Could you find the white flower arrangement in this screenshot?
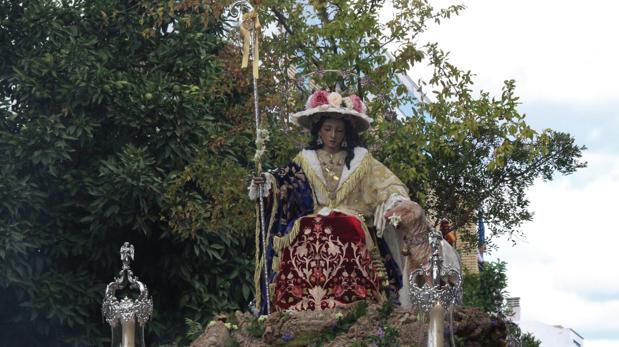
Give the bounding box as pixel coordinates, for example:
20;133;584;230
328;92;343;108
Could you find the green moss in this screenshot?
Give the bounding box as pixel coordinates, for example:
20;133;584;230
224;336;240;347
309;301;369;345
245;317;265;338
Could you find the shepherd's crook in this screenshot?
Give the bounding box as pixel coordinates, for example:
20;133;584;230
226;1;269;314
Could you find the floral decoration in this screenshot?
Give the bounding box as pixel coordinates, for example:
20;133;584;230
328;92;343;107
347;95;365;113
307;90;330;108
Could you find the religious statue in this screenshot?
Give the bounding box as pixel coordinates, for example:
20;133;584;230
249;90;441;314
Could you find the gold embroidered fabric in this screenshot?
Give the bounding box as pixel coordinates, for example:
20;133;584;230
316;149;346;197
255;148;416;311
294;149;409;226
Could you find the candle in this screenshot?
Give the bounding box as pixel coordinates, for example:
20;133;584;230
427;302;444;347
121;319;135;347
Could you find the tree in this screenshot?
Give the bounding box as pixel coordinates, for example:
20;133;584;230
462;261;508;314
0;0;256;345
256;0;585;245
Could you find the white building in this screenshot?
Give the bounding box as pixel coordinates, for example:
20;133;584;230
507;297;584;347
518;321;584;347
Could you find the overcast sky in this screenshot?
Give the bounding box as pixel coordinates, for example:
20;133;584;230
383;0;619;346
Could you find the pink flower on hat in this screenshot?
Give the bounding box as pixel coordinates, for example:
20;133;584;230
347;95;364;113
307;90;330;108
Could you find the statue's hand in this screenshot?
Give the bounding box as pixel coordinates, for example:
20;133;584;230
386;201;432;269
252;174;266;186
248;173;271;200
384;200;425;230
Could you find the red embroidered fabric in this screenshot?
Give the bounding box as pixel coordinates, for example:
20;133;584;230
272;212;382;311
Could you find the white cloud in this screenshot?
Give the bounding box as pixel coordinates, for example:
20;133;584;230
587;341;619;347
487;151;619;340
420;0;619;103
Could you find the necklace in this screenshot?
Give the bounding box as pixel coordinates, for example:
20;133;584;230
317;150;345;193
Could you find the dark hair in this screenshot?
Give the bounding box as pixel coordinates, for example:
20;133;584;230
306;114;365;169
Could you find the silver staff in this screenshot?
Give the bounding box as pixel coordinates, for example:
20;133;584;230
225;1;269;314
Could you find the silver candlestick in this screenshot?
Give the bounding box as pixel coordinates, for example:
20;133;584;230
409;229;462;347
102;242;153;347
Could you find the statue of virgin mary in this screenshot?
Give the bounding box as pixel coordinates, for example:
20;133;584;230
250;90;433;314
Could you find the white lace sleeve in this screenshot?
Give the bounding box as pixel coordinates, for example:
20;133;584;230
373;193;409;238
247;173;274;200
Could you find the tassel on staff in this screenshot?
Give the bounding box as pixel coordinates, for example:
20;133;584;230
240;10;260;80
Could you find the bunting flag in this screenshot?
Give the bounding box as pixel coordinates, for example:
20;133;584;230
477;212;486;246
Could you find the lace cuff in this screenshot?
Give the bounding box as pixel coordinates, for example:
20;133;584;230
248;173;274;200
373;193;409;238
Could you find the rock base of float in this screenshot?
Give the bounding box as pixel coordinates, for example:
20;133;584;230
190;304;507;347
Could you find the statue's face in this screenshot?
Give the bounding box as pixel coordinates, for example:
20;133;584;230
319;117;346;153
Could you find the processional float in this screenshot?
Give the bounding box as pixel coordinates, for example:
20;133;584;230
99;2;463;345
223;2;464;345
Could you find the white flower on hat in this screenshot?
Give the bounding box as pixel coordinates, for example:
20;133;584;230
328;92;342;108
342;96;353;110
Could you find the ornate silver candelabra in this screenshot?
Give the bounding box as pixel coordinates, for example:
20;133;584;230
409;229;462;347
102;242;153;347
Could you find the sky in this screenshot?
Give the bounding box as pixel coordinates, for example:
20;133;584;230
407;1;619;346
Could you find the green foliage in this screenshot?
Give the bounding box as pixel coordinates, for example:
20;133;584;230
461;261;543;346
365;325;399;347
506;322;542;347
184;317;204;342
522;332;542;347
462;261;508;314
246;316;266;338
366;301;400;347
371;64;586;245
257;0;586;245
378;300;394;321
0;0;255;345
310;301;368;345
259;0;464;116
303;301;401;346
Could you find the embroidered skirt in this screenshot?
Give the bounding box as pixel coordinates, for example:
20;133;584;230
272;212;382;311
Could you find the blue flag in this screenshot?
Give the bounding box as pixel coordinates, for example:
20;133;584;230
477;214;486;246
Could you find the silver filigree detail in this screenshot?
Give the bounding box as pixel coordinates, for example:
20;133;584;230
224;1;255;28
102;242;153;327
408;230;462;313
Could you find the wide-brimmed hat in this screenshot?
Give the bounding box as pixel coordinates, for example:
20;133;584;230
290;90;373;132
